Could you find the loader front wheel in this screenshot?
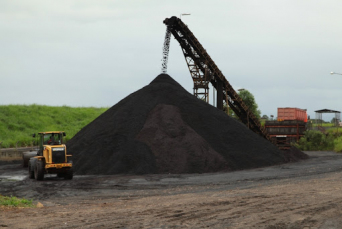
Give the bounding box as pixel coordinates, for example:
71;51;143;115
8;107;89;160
34;160;44;181
64;168;73;180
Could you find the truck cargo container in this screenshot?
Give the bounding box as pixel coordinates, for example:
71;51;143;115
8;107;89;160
277;108;307;122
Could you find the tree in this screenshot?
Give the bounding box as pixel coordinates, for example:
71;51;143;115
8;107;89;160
238;89;261;119
261;115;269;120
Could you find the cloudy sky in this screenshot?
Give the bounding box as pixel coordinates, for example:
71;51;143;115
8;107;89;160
1;0;342;120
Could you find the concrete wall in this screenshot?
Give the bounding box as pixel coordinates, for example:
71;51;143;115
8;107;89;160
0;147;34;161
0;152;23;161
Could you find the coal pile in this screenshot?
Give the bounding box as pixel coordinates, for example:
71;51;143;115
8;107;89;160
67;74;290;175
283;146;308;162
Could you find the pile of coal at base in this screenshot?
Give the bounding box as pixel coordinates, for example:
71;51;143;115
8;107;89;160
282;146;308;162
67;74;305;175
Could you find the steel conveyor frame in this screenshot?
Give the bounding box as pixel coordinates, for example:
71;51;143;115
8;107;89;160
163;16;272;141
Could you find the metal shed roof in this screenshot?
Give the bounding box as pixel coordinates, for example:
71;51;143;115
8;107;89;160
314;109;341;113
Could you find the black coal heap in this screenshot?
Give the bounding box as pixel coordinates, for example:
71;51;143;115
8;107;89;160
67;74;289;175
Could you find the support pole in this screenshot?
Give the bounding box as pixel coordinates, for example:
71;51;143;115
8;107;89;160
216;79;223;110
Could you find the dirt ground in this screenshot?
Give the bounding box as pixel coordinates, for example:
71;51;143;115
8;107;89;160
1;151;342;229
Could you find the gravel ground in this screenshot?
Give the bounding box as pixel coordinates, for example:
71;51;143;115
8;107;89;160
1;151;342;228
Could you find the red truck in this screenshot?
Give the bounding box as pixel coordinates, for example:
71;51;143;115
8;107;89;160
265;108;307;149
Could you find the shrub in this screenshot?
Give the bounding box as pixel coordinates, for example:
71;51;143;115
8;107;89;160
295;130;334;151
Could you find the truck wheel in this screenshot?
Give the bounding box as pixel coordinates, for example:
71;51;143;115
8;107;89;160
64;168;73;180
34;160;44;181
28;161;34;179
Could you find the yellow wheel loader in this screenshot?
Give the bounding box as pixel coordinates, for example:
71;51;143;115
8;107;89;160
28;131;73;180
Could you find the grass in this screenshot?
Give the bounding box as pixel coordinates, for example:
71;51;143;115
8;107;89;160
311;123;339;127
326;128;342;152
333;136;342;152
0;104;108;148
0;195;33;208
326;127;342;133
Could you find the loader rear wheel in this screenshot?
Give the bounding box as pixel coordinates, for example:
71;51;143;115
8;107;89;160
34;160;44;181
28;161;34;179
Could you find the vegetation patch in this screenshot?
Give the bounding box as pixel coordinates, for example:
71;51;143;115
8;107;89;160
295;129;342;152
0;195;33;208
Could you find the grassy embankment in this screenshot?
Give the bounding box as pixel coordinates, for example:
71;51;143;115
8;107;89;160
0;104;107;148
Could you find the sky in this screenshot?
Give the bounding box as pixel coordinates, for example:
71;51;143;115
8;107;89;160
1;0;342;121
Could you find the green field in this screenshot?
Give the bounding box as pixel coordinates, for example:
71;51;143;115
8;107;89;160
312;123;336;127
0;104;108;148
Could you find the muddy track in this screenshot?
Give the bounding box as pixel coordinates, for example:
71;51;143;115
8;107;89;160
1;151;342;228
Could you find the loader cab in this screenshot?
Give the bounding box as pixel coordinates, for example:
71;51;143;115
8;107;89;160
34;131;66;155
43;133;63;145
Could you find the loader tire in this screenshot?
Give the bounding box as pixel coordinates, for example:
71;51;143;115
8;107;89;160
64;168;73;180
34;160;44;181
28;161;34;179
